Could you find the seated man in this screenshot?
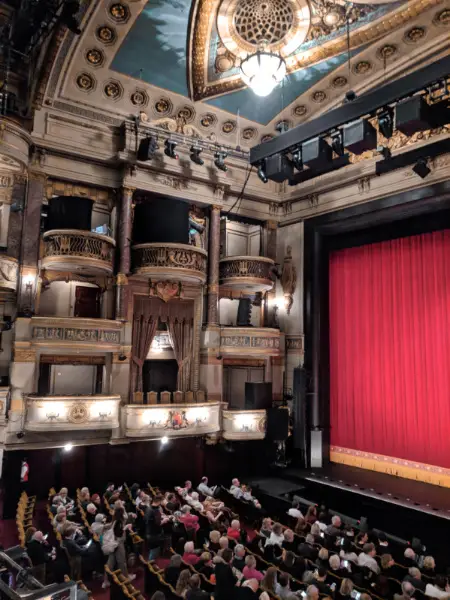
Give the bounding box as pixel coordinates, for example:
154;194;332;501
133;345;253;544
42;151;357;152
325;515;342;538
232;544;246;572
197;476;217;497
287;501;303;520
311;566;335;597
403;567;427;593
176;480;193;498
358;542;380;574
230;478;243;499
187;492;204;512
62;527;97;575
241;485;261;509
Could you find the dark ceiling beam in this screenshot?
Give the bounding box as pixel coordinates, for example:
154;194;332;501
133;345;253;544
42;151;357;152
250;54;450;165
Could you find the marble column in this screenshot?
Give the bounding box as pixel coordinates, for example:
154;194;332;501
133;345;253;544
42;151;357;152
17;171;46;314
116;186;134;321
207;205;221;326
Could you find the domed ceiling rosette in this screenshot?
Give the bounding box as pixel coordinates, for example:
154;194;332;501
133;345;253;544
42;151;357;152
187;0;411;101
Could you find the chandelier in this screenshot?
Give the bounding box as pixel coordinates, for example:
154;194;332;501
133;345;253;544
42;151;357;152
240;47;287;97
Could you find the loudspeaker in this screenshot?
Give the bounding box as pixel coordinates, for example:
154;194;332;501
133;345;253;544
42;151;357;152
236;298;252;326
310;429;323;468
47;196;94;231
137;136;158;161
133;198;189;244
293;367;307;452
343;119;377;155
245;382;272;410
266;407;289;441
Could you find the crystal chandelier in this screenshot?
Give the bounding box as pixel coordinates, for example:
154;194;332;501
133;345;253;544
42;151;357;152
240;47;287;97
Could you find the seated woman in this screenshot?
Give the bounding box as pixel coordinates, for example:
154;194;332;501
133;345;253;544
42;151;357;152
208;530;221;553
164;553;183;587
196;552;214;579
242;554;264;582
180;505;200;533
227;519;241;541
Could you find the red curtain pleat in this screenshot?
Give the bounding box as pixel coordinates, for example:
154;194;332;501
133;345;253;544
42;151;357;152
329;229;450;468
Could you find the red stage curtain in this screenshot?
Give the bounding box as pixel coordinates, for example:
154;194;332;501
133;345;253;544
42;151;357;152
329;229;450;469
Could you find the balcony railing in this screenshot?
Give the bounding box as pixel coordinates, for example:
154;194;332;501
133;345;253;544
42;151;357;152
222;409;266;440
125;401;221;438
25;394;121;432
42;229;115;275
0;255;18;299
220;327;283;356
30;317;122;350
132;243;207;284
219;256;274;292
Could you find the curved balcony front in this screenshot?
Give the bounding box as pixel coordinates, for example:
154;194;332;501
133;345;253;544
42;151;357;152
219;256;274;292
222;409;267;440
25;394;121;432
41;230;115;275
0;255;18;299
132;243;207;285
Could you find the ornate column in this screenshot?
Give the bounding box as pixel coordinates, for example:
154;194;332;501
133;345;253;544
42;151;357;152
116;186;135;321
207;205;221;326
17;171;46;314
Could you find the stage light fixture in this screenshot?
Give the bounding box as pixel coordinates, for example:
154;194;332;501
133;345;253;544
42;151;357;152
257;161;268;183
161;436;169;445
378;108;394;139
189;145;204;166
343;119;377;155
302;137;332;169
164;139;178;159
291;149;302;171
412;158;431;179
137;136;159;161
331;131;344;156
64;443;73;452
214;150;228;172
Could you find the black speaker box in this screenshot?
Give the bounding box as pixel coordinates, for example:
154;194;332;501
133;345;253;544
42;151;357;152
266;407;289;441
343;119;377;155
133;198;189;244
46;196;94;231
236;298;252;326
245;382;272;410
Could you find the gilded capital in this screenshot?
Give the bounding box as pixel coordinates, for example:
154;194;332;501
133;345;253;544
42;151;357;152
265;220;278;230
116;273;128;286
28;171;47;184
122;186;136;198
211;205;222;213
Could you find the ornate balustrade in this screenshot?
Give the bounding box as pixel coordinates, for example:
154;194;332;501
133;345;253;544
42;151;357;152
125;401;221;439
132;243;207;284
220;327;283;356
222;409;266;440
219;256;274;292
30;317;122;350
25;394;121;431
42;229;115;275
0;255;18;299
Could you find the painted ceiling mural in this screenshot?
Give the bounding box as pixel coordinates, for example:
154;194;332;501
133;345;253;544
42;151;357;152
110;0;406;125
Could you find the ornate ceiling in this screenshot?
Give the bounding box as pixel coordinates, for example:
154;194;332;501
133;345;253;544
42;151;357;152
41;0;450;145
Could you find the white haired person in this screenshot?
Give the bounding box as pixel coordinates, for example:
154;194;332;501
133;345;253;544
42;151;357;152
227;519;241;541
182;541;200;566
230;478;243;499
187;491;204;512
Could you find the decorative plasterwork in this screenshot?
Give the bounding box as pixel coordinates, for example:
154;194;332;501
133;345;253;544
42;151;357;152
222;409;266;440
30;316;122;350
280;245;297;315
220;326;284;355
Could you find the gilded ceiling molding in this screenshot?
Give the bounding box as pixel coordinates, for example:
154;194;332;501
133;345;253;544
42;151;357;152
188;0;443;102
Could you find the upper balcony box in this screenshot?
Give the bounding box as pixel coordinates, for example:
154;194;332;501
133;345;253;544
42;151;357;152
219;256;275;293
132;243;207;285
41;196;115;276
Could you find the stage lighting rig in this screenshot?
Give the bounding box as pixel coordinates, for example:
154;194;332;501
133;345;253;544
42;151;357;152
214;150;228;172
257;161;268;183
412;158;431;179
302;137;332;169
343;119;377;155
190;145;204;166
377;145;392;161
291;149;303;171
378;108;394;139
331;131;344;156
164;139;178;159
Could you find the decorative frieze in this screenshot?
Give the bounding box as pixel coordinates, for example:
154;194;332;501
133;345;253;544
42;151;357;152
132;243;207;285
220;327;283;356
222;409;266;440
30;317;122;349
286;334;304;353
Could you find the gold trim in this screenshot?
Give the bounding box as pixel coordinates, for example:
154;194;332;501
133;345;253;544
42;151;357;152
30;316;122;329
330;446;450;489
41;255;114;273
26;393;121;403
14;349;36;362
126;401;222;410
43;229;116;246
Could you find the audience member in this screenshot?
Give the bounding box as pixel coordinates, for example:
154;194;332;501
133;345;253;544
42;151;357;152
298;534;319;560
281;550;306;580
404;548;419;569
233;544;246;571
305;505;318;524
198;476;217;497
26;531;54;570
85;503;97;524
311;566;334;596
180;505;200;533
425;575;450;599
243;555;264;582
283;529;296;552
209;530;221;552
218;536;229;557
230;478;242;498
164;554;182;587
260;518;273;538
330;554;350;578
376;532;391;556
325;515;342;537
266;522;284;547
403;567;427;592
306;584;320;600
316;547;329;569
183;541;200;566
102;508;135;588
358;542;380;574
262;566;278;595
340;537;359;564
355;532;369;548
336;578;354;600
228;519;241;541
164;493;180;513
316;512;328;532
394;580;416;600
175;569;192;598
215;548;238;600
288;501;303;519
423;556;436;576
186;574;209;600
276;572;292;599
146;494;169;560
196;552;214;579
295;517;308;536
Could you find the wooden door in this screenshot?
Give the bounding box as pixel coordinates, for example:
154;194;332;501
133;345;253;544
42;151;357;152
74;286;100;318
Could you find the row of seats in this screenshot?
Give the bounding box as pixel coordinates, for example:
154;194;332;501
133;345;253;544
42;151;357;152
17;491;36;548
132;390;207;405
